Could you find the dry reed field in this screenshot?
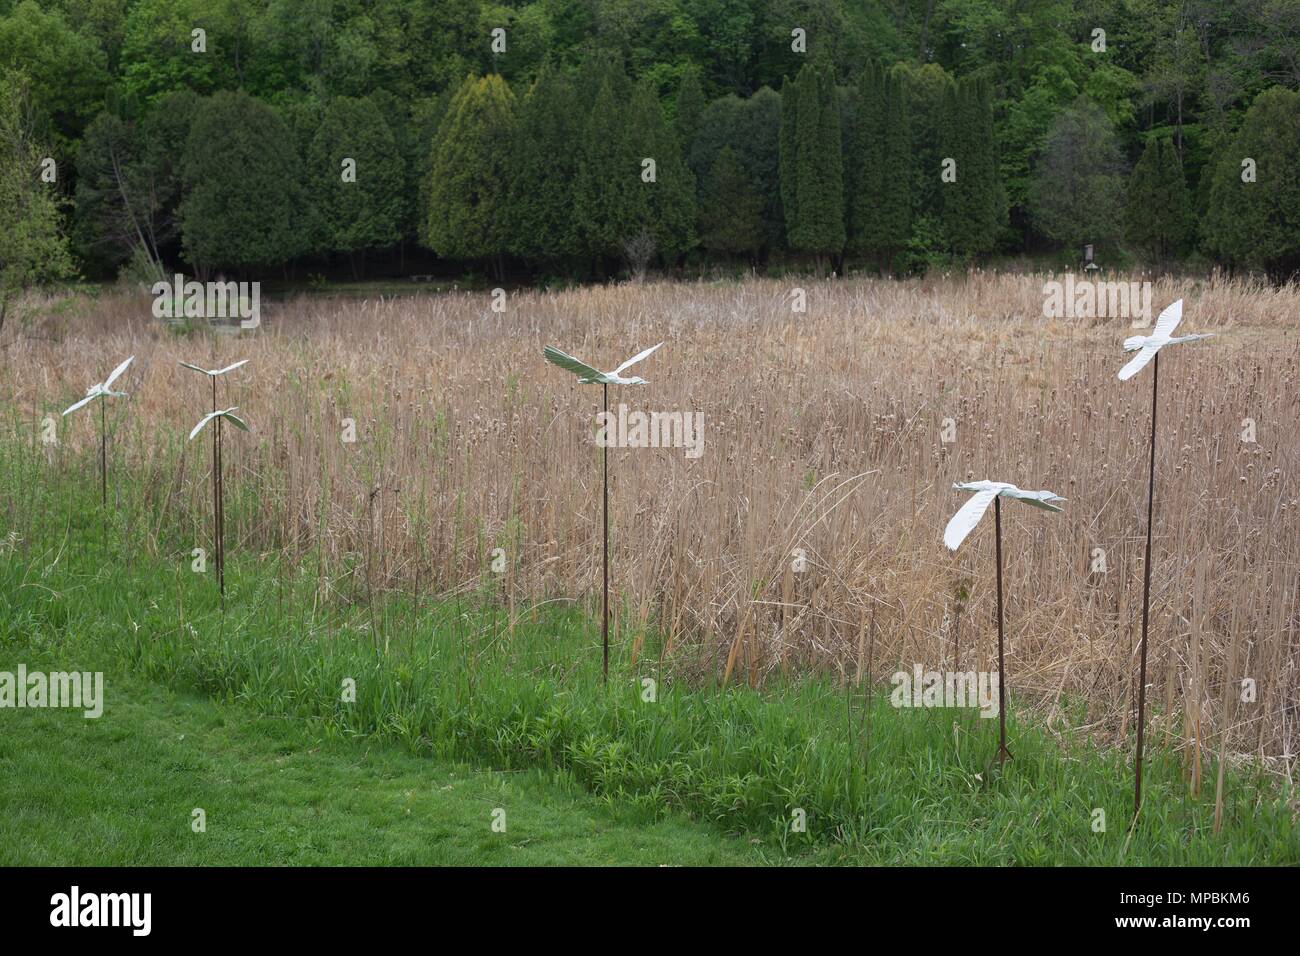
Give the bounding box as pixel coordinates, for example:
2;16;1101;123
6;271;1298;771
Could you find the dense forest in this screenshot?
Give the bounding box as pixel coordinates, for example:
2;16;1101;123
3;0;1300;292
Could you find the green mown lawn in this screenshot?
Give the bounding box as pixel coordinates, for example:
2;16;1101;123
0;653;795;866
1;447;1295;866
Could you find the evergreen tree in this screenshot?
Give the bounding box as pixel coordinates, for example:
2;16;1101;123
74;90;199;278
897;62;954;257
408;90;452;248
1126;137;1192;263
626;77;696;265
180;90;305;274
573;69;639;270
842;68;915;273
842;59;894;269
876;68;912;271
943;74;1003;257
744;87;785;255
364;89;415;249
692;88;783;256
782;63;844;272
139;90;201;239
848;61;886;259
848;61;915;271
700;146;763;257
837;82;857;212
307;96;405;276
778;73;797;250
1203;86;1300;282
507;68;580;264
674;69;705;153
422;74;517;279
74;112;145;274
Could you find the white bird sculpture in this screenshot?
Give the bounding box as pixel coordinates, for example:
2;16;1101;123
179;359;249;378
62;355;134;508
944;479;1065;765
1119;298;1211;819
188;407;249;441
542;343;662;385
62;356;134;417
542;341;664;682
1117;299;1212;381
180;357;250;609
943;481;1066;551
187;405;249;611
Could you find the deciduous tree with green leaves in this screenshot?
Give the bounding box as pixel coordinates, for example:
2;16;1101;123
0;72;74;335
0;0;108;153
1027;98;1126;254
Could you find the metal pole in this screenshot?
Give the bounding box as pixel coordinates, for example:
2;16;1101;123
994;495;1009;765
100;400;107;507
1134;351;1159;816
602;381;609;684
212;378;222;608
216;415;224;610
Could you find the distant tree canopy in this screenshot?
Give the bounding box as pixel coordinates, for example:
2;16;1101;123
1028;99;1127;253
180;90;305;273
780;62;844;271
307;96;406;275
3;0;1300;283
422;74;516;275
0;71;73;328
1126;136;1193;263
1202;87;1300;283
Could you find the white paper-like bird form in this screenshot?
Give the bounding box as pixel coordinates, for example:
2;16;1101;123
943;480;1066;551
943;478;1065;766
62;356;134;416
188;407;249;441
181;359;250;610
1118;299;1212;381
180;359;249;377
1119;298;1212;817
187;404;250;611
542;340;665;683
542;343;663;385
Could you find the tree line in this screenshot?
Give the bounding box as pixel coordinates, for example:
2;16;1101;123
3;0;1300;291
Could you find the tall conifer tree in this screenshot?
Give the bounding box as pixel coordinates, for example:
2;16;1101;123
573;68;639;271
943;75;1003;257
783;63;844;273
848;63;910;271
1127;137;1192;262
508;68;580;263
626;78;697;264
422;74;517;278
